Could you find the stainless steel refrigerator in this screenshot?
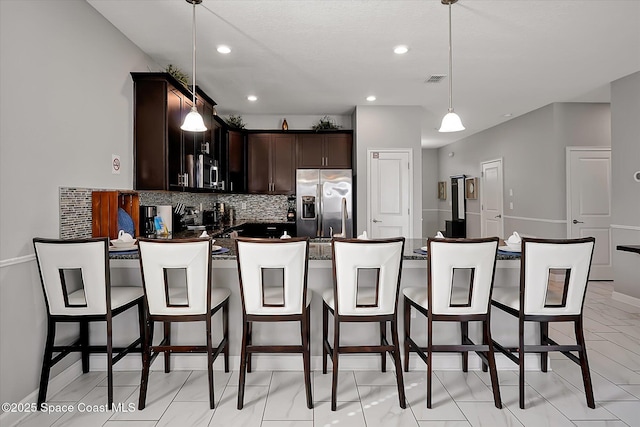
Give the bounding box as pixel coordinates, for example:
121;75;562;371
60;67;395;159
296;169;353;238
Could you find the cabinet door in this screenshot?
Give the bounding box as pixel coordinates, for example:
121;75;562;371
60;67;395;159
228;130;245;193
167;88;184;189
325;133;352;168
248;134;271;193
297;134;324;168
272;134;296;194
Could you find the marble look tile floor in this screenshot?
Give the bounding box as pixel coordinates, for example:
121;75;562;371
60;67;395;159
13;282;640;427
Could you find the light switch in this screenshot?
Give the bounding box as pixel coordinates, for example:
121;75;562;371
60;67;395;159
509;188;513;197
509;202;514;210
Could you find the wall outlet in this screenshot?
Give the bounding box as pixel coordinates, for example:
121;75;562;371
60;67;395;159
241;202;247;210
509;188;513;196
510;202;514;210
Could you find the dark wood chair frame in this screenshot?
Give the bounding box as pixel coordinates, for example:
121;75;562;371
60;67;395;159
323;237;407;411
403;237;502;409
491;236;596;409
33;237;144;411
235;237;313;410
137;238;229;410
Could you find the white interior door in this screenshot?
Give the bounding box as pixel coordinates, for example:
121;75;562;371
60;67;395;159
481;159;504;238
368;150;412;238
567;148;612;280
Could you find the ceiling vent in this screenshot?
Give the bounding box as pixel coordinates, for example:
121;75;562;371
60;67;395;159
425;74;447;83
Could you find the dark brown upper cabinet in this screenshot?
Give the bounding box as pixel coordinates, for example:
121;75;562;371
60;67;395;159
297;132;352;169
131;72;217;192
247;133;296;194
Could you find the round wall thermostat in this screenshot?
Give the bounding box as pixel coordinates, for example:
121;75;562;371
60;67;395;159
634;171;640;182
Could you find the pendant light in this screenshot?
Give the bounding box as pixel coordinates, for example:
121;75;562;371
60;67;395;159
181;0;207;132
439;0;465;133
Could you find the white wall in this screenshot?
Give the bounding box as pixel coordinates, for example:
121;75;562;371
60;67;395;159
610;72;640;301
354;106;423;238
431;102;611;239
0;0;154;406
421;149;439;237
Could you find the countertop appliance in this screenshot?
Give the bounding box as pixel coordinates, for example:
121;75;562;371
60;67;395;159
140;205;157;237
296;169;353;238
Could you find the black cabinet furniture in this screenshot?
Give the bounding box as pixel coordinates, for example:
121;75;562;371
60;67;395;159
445;175;466;238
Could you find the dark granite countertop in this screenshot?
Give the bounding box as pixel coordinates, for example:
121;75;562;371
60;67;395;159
110;237;520;262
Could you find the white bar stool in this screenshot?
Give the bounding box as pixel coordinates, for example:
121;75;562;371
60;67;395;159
137;237;230;410
235;237;313;410
403;237;502;409
323;237;406;411
33;237;144;410
491;237;596;409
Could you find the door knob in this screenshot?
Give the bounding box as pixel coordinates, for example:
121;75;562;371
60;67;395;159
372;219;382;223
494;214;502;219
572;219;584;224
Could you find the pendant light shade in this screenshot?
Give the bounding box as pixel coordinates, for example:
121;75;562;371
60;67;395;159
181;0;207;132
439;0;465;133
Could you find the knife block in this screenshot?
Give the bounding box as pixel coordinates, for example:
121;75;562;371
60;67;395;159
92;191;140;239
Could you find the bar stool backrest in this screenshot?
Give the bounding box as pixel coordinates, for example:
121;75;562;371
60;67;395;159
236;238;309;315
521;237;595;316
34;238;110;316
138;238;212;316
332;237;405;316
428;237;499;315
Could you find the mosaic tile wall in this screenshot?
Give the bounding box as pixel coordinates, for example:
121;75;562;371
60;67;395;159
59;187;289;238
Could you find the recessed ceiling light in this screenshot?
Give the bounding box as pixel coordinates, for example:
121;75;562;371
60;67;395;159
217;45;231;54
502;113;513;117
366;95;376;102
394;45;409;54
247;95;258;102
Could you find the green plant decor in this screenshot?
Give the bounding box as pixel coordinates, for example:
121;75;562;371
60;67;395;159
226;114;246;129
165;64;189;89
311;115;341;131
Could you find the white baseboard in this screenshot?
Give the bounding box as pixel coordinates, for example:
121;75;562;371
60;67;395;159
0;361;83;427
612;291;640;307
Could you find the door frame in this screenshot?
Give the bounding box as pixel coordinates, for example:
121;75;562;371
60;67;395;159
366;148;414;238
565;146;612;238
480;158;504;238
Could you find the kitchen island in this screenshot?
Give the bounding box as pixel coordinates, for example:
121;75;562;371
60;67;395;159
108;238;530;372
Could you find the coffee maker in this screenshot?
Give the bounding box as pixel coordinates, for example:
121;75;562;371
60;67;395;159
140;205;157;237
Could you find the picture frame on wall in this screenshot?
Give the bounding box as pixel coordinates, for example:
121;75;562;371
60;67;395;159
438;181;447;200
465;177;478;199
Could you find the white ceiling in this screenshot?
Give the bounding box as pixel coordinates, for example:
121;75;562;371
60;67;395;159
87;0;640;148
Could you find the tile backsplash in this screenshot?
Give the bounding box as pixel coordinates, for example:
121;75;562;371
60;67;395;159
59;187;289;239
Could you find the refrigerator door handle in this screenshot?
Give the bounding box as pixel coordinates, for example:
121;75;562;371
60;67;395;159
317;183;322;237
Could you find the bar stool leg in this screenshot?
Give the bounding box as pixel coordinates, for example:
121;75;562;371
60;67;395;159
302;309;313;409
223;301;230;373
138;317;153;410
380;321;387;372
427;320;433;408
163;322;171;373
37;319;56;409
137;300;145;367
390;319;406;409
237;319;249;410
322;302;329;375
331;321;340;411
206;318;215;410
519;319;526;409
575;318;595;408
461;321;469;372
540;321;549;372
484;320;502;409
247;322;253;373
403;298;411;372
80;320;89;373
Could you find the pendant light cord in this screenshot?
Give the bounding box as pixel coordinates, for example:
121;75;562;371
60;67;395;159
448;2;453;112
191;1;197;106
